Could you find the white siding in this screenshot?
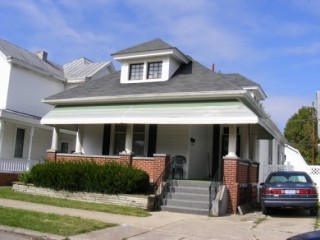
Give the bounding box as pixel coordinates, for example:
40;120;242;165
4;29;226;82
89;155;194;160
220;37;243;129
0;57;11;109
168;57;180;79
189;125;210;179
6;66;64;117
31;128;52;160
60;132;76;154
1;122;15;160
156;125;189;177
82;125;104;155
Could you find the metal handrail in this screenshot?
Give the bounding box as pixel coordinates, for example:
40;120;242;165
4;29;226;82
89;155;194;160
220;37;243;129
154;157;172;193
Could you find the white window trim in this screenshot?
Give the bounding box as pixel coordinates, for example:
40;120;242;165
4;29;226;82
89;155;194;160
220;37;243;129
121;57;168;84
13;126;27;159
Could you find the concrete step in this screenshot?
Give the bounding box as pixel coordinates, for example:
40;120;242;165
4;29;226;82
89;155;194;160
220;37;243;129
162;180;212;215
164;198;210;209
171;180;211;188
169;186;209;195
161;205;209;215
166;192;209;202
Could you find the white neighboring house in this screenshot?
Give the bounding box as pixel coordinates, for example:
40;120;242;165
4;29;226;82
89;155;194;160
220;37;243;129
0;39;114;175
317;91;320;150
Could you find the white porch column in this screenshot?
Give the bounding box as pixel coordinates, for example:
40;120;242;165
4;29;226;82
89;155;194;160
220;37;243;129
51;126;60;151
125;124;133;153
75;125;83;154
226;125;238;158
0;120;3;159
241;125;250;160
27;126;34;170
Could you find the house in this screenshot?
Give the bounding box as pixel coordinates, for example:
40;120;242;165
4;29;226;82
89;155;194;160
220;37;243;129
317;91;320;146
0;39;114;185
41;39;286;214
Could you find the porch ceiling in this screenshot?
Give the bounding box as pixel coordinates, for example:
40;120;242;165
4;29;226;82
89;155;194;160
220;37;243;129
41;101;259;125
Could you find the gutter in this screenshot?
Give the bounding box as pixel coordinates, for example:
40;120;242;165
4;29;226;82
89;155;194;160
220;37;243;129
42;90;248;105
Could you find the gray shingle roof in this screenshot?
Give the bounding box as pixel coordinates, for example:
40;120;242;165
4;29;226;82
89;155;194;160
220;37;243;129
112;38;177;55
0;39;63;78
44;59;259;102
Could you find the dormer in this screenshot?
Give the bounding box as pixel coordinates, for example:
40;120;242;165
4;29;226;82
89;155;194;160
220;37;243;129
112;39;190;84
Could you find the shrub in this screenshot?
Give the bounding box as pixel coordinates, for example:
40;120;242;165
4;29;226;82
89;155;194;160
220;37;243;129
18;171;33;184
29;160;150;194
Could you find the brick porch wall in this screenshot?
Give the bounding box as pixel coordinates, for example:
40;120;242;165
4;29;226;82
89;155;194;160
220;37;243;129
47;151;170;183
223;157;259;214
0;173;19;186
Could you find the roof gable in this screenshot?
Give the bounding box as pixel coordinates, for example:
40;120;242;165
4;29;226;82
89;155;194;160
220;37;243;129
44;60;247;104
112;38;190;64
112;38;175;55
0;39;64;79
63;57;113;80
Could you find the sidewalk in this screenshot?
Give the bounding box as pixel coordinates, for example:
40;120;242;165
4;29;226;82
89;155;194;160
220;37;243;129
0;198;317;240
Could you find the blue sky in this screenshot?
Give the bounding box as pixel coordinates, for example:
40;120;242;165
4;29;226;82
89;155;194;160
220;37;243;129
0;0;319;132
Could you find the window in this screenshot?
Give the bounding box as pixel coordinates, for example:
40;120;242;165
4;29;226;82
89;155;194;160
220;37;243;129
112;124;147;156
61;142;69;153
14;128;25;158
147;61;162;79
113;125;126;154
133;125;145;156
129;63;144;80
127;61;163;82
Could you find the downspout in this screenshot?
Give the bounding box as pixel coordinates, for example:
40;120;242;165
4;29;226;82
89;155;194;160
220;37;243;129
0;120;3;160
27;126;34;170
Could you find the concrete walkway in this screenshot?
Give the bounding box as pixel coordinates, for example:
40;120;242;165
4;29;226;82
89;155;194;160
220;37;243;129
0;198;317;240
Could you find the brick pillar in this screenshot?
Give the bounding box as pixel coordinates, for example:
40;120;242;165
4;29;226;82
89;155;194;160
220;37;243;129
47;150;57;161
119;152;133;165
153;154;170;183
223;157;239;214
249;162;259;204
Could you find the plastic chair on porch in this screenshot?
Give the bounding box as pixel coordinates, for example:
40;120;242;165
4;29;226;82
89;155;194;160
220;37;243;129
171;155;187;179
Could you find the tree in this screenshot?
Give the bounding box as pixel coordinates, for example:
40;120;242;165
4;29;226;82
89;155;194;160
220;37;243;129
284;106;319;164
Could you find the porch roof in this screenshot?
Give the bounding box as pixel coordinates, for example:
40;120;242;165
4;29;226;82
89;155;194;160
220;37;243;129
41;100;259;126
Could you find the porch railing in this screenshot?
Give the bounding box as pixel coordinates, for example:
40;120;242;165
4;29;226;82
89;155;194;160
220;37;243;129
152;156;173;209
0;158;42;173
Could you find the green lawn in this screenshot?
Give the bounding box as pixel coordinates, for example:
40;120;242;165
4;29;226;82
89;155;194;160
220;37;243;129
0;187;150;217
0;206;115;236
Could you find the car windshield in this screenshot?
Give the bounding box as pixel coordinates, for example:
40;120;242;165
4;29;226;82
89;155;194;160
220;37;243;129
266;172;312;184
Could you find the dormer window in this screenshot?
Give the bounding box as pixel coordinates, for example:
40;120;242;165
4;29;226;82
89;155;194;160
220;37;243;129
129;63;144;80
119;56;184;84
147;61;162;79
127;61;163;82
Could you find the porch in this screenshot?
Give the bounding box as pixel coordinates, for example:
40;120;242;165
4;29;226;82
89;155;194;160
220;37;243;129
47;150;259;214
41;100;274;214
0;158;42;185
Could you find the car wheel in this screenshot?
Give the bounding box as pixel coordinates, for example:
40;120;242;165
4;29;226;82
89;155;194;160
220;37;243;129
262;204;269;215
310;208;318;216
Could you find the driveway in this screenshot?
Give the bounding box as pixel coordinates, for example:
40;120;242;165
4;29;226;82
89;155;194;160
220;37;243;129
0;199;317;240
71;209;317;240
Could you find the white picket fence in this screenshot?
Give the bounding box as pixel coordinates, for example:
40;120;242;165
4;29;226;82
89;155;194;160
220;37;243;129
264;164;320;189
0;158;42;173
